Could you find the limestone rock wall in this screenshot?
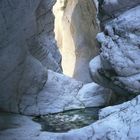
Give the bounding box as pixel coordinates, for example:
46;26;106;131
0;0;140;139
53;0;100;83
28;0;62;73
0;0;62;113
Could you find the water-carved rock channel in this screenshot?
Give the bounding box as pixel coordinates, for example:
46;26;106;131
33;107;100;132
0;0;140;139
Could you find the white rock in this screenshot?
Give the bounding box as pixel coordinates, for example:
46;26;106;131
0;0;62;114
20;70;110;115
53;0;99;83
1;95;140;140
90;6;140;95
77;82;111;107
101;0;140;22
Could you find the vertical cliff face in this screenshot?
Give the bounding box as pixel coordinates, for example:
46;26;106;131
53;0;100;83
28;0;62;73
0;0;62;113
0;0;110;115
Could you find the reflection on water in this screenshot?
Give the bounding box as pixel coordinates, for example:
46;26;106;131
33;108;100;132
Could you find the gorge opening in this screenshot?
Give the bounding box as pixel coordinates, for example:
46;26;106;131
53;0;100;83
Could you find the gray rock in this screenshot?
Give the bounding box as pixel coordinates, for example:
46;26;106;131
1;95;140;140
0;0;62;114
0;0;111;116
20;70;110;115
98;0;140;23
77;82;111;107
0;0;48;113
90;6;140;95
28;0;62;73
89;55;129;95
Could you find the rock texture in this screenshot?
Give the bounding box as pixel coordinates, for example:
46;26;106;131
1;95;140;140
53;0;99;83
0;0;62;114
19;70;110;115
0;0;47;113
0;0;110;116
90;5;140;95
98;0;140;24
1;0;140;140
28;0;62;73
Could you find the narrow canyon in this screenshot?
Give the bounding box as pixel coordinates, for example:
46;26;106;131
53;0;99;82
0;0;140;140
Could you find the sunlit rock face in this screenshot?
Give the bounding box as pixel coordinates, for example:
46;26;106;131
53;0;100;83
0;0;61;114
0;0;140;139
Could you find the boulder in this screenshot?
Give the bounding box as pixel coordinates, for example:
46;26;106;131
20;70;110;115
89;6;140;95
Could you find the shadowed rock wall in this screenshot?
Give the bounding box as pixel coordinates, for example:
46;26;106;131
0;0;62;113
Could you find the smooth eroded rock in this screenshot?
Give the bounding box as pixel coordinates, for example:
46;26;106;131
20;70;110;115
